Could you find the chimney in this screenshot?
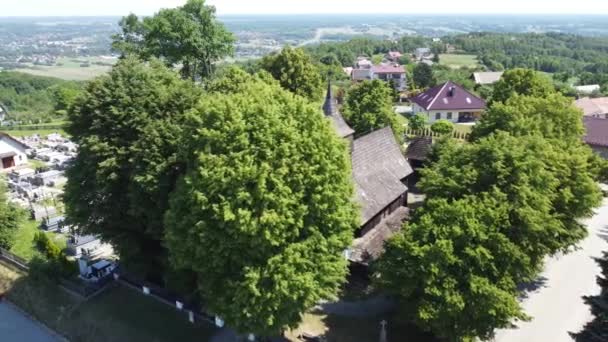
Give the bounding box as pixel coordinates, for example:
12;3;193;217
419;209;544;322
448;86;455;97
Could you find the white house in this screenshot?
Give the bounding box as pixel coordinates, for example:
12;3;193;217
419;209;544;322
0;132;29;170
410;81;487;123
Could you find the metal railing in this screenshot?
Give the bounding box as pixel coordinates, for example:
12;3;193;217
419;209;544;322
0;247;29;271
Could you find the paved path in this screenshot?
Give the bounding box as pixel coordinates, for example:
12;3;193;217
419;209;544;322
0;301;59;342
494;198;608;342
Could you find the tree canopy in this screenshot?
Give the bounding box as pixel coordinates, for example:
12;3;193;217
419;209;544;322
490;68;555;104
260;46;324;102
0;182;24;250
164;72;359;336
376;67;601;341
64;57;203;279
112;0;234;81
342;79;402;138
412;63;436;89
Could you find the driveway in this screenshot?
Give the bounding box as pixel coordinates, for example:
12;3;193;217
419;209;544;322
0;301;59;342
494;197;608;342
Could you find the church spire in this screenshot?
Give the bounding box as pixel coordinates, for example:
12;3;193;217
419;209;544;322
322;80;337;117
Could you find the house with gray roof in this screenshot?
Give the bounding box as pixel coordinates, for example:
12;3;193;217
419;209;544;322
410;81;486;123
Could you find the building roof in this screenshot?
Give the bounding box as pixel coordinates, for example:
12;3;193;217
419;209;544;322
575;97;608;117
371;64;405;74
349;206;409;264
415;47;430;55
410;81;486;111
352;127;413;224
574;84;601;94
472;72;504;85
387;51;402;58
0;132;29;150
323;82;355;139
583;117;608;147
406;136;433;162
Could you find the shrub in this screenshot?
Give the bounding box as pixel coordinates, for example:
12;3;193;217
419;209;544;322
431;119;454;135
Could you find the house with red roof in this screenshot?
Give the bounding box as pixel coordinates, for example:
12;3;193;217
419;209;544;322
583;117;608;159
385;51;402;62
410;81;486;123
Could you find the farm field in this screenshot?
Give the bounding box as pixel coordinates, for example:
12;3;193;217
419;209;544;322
13;56;115;81
439;54;479;69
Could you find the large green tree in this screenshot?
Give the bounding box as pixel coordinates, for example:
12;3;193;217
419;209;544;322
376;190;529;341
490;68;554;104
64;57;203;279
260;46;324;101
412;62;436;89
112;0;235;81
342;79;402;137
164;73;359;336
471;92;584;142
0;182;24;250
573;252;608;342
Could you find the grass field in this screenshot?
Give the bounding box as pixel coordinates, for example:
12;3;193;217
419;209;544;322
10;220;66;261
0;261;218;342
439;54;479;69
3;128;67;137
13;57;115;81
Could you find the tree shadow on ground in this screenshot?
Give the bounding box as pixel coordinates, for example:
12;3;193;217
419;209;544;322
320;310;437;342
517;276;549;300
596;225;608;242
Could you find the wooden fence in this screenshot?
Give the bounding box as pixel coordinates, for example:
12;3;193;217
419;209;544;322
404;127;470;140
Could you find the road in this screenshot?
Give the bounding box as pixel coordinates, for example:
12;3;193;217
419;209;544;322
494;197;608;342
0;301;59;342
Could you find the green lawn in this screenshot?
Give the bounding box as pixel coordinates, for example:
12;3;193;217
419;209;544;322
10;219;66;261
439;54;479;69
0;261;218;342
3;128;67;137
14;57;115;81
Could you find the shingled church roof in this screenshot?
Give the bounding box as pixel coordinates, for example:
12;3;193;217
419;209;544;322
323;81;355;139
352;127;413;224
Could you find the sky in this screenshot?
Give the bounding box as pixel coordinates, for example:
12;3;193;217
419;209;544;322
2;0;608;16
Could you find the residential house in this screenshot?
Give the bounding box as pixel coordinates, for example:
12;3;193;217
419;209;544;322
410;81;486;123
386;51;402;62
414;48;431;61
352;63;407;91
574;84;601;95
583;117;608;159
356;57;372;69
322;85;414;264
575;97;608;118
371;64;407;91
0;132;28;170
472;71;504;85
